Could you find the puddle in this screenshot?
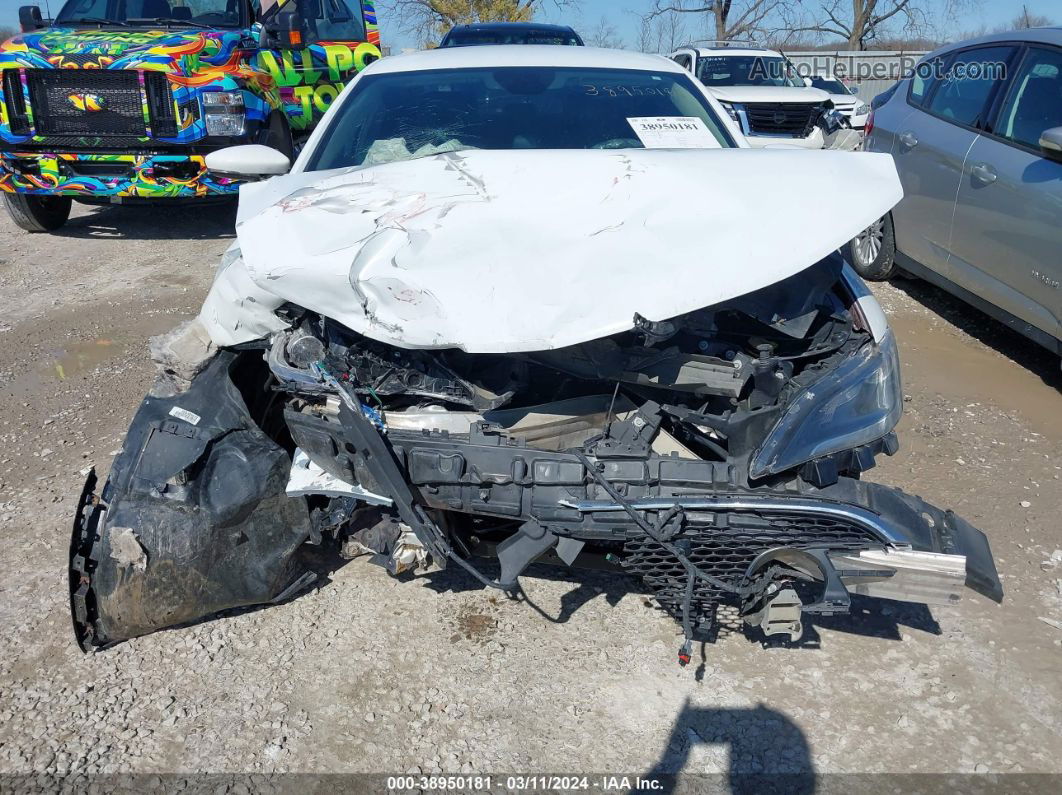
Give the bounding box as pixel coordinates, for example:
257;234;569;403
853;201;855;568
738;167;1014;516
888;310;1062;440
38;339;124;381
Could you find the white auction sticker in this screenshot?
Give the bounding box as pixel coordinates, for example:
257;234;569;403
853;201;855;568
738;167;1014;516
626;116;721;149
169;406;202;426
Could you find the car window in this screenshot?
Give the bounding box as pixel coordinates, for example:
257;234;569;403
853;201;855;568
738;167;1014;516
672;54;692;70
58;0;241;25
696;55;804;88
924;46;1014;127
307;66;734;171
810;77;849;94
254;0;366;40
995;46;1062;149
908;54;947;106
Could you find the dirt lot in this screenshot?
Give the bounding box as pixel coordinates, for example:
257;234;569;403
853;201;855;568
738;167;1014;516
1;201;1061;783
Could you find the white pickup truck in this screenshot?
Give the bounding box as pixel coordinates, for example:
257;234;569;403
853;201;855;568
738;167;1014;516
669;44;831;149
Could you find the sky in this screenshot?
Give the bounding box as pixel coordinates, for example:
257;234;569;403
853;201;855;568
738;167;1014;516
1;0;1059;48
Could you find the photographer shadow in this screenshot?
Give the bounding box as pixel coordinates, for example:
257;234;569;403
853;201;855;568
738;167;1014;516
644;699;815;794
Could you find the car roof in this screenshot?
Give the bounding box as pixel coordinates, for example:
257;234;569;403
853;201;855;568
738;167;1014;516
688;47;782;58
368;45;682;75
446;22;578;34
924;26;1062;58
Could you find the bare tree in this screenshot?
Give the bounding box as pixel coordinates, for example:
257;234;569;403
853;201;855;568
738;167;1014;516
644;0;785;44
1004;4;1054;30
378;0;577;46
583;16;624;49
792;0;932;51
631;5;689;54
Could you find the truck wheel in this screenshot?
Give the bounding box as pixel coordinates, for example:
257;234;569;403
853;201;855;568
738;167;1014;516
847;213;897;281
4;193;72;232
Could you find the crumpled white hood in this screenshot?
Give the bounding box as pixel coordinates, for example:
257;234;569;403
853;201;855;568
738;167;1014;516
199;148;902;353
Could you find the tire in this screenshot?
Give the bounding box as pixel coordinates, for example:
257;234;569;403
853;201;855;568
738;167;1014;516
4;193;72;232
260;113;294;161
847;213;897;281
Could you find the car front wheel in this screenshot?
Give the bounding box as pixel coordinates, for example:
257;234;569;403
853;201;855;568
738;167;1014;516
4;193;72;232
848;214;897;280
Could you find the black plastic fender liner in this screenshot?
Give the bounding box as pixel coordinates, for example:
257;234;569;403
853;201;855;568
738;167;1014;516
69;352;313;650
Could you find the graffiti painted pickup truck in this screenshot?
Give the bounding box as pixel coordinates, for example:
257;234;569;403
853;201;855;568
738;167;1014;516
0;0;381;231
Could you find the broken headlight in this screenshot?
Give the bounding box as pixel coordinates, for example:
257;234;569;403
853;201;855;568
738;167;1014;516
749;331;902;479
202;91;246;137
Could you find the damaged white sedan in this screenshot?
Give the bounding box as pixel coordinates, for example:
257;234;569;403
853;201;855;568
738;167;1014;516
70;47;1001;660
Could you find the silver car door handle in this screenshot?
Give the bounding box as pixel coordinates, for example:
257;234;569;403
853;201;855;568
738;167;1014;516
970;163;997;184
899;131;919;148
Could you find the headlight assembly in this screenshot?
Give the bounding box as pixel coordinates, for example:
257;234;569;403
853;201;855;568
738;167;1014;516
750;331;903;479
718;101;741;122
202;91;246;137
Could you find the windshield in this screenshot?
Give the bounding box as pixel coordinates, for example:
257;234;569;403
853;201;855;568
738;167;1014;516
697;55;805;88
307;66;734;171
810;77;853;94
442;28;582;47
56;0;244;27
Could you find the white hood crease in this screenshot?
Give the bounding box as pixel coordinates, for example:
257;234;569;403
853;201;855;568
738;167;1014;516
198;148;903;353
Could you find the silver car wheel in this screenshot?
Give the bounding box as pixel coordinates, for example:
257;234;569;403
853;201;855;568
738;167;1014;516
854;218;885;266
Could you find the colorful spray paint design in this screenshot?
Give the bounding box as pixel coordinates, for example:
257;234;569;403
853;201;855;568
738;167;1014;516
0;152;238;197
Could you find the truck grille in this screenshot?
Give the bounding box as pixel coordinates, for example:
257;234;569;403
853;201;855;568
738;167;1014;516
23;70;178;141
744;102;822;136
621;512;875;622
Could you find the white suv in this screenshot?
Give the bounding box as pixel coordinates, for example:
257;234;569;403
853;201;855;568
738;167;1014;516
670;44;830;148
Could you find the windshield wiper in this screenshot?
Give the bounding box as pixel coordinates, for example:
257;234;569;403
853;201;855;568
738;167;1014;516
60;17;130;26
127;17;222;29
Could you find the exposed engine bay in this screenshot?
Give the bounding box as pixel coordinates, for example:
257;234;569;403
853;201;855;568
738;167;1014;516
70;255;1002;659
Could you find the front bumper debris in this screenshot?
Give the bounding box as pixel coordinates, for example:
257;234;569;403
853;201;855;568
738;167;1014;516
69;353;313;650
69;350;1002;651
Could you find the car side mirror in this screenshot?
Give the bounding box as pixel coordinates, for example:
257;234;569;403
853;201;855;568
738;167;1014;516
205;145;290;179
803;77;813;88
19;5;45;32
850;85;860;95
1040;127;1062;163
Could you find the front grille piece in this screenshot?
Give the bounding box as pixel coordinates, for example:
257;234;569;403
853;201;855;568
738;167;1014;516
2;69;31;135
744;102;822;136
621;511;876;623
144;72;178;138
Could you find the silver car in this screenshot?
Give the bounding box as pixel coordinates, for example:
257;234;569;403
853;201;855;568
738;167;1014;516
850;29;1062;358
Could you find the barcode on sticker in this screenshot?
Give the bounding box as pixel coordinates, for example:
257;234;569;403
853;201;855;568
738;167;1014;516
169;406;201;426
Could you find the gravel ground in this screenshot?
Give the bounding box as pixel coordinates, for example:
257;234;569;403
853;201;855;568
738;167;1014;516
1;201;1061;783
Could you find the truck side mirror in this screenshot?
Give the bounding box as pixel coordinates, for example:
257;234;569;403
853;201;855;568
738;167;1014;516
263;7;309;49
1040;126;1062;163
19;5;45;32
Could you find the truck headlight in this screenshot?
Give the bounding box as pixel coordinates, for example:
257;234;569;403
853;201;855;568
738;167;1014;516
201;91;246;137
750;331;903;478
